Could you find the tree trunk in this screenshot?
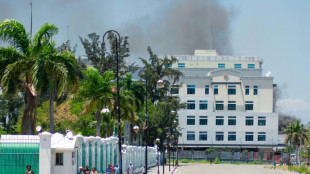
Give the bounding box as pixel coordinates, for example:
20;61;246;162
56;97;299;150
96;109;101;137
21;88;37;134
49;91;54;133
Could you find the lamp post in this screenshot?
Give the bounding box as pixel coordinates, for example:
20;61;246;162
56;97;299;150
307;145;310;167
163;141;167;174
156;138;160;174
102;30;122;174
145;78;148;174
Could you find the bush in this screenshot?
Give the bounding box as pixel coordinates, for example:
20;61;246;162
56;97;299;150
214;157;221;164
200;160;207;163
288;165;310;174
296;165;308;174
181;159;189;163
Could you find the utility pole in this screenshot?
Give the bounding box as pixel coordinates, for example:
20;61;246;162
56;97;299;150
29;2;32;38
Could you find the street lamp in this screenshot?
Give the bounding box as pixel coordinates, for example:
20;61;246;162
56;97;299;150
143;79;165;174
101;107;110;114
156;138;160;174
171;110;176;115
102;30;122;174
133;125;139;146
307;144;310;167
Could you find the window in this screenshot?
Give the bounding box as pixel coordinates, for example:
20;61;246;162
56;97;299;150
214;85;218;95
199;116;208;125
56;153;63;166
246;116;254;126
258;132;266;141
253;86;258;95
199;131;208;141
216;132;224;141
170;85;179;94
216;101;224;110
258;116;266;126
245;132;254;141
187;100;195;110
228;132;236;141
187;85;195;94
216;116;224;125
228;85;236;95
205;85;209;95
248;64;255;69
228;116;236;126
245;101;253;110
218;63;225;68
245;86;249;95
199;100;208;110
187;116;195;125
187;131;195;141
228;101;236;110
178;63;185;68
234;64;241;68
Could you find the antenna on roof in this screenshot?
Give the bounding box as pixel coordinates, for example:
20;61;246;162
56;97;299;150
210;24;214;50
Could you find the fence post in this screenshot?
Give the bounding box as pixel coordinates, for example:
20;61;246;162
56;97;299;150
39;132;53;174
191;149;194;161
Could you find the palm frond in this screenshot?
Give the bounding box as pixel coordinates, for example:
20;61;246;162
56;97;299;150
0;47;24;78
33;23;58;51
1;59;28;94
0;19;29;54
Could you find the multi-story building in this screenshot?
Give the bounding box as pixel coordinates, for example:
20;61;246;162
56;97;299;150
169;50;278;151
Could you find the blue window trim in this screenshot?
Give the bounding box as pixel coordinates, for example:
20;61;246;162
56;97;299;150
218;63;225;68
178;63;185;68
234;64;241;68
248;64;255;69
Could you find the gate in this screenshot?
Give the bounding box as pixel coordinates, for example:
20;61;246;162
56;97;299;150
0;135;39;174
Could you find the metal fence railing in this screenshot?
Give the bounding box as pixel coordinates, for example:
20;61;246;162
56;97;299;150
0;135;39;174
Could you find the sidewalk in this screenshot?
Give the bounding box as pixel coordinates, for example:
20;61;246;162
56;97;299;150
147;164;178;174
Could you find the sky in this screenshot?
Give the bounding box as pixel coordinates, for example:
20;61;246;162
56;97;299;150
0;0;310;123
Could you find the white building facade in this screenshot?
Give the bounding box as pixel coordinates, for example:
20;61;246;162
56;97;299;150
170;50;278;151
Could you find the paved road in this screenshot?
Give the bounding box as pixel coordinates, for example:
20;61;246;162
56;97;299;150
147;164;176;174
173;163;295;174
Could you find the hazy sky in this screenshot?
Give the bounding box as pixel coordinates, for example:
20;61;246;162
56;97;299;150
1;0;310;123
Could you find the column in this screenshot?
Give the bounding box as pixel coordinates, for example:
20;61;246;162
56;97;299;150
39;132;52;174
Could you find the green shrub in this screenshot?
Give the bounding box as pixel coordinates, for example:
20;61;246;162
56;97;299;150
214;157;221;164
288;165;296;171
181;159;189;163
296;165;308;174
288;165;310;174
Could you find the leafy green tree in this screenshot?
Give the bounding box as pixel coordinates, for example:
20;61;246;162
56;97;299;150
58;40;86;80
284;120;309;165
78;68;114;137
57;40;77;54
0;19;59;134
205;147;216;160
139;46;182;104
79;32;129;75
0;94;24;134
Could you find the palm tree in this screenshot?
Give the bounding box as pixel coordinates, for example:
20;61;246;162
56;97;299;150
284;120;309;165
78;68;114;137
0;19;59;134
36;46;78;133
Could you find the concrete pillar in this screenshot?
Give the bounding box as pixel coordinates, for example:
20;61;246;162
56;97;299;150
39;132;53;174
